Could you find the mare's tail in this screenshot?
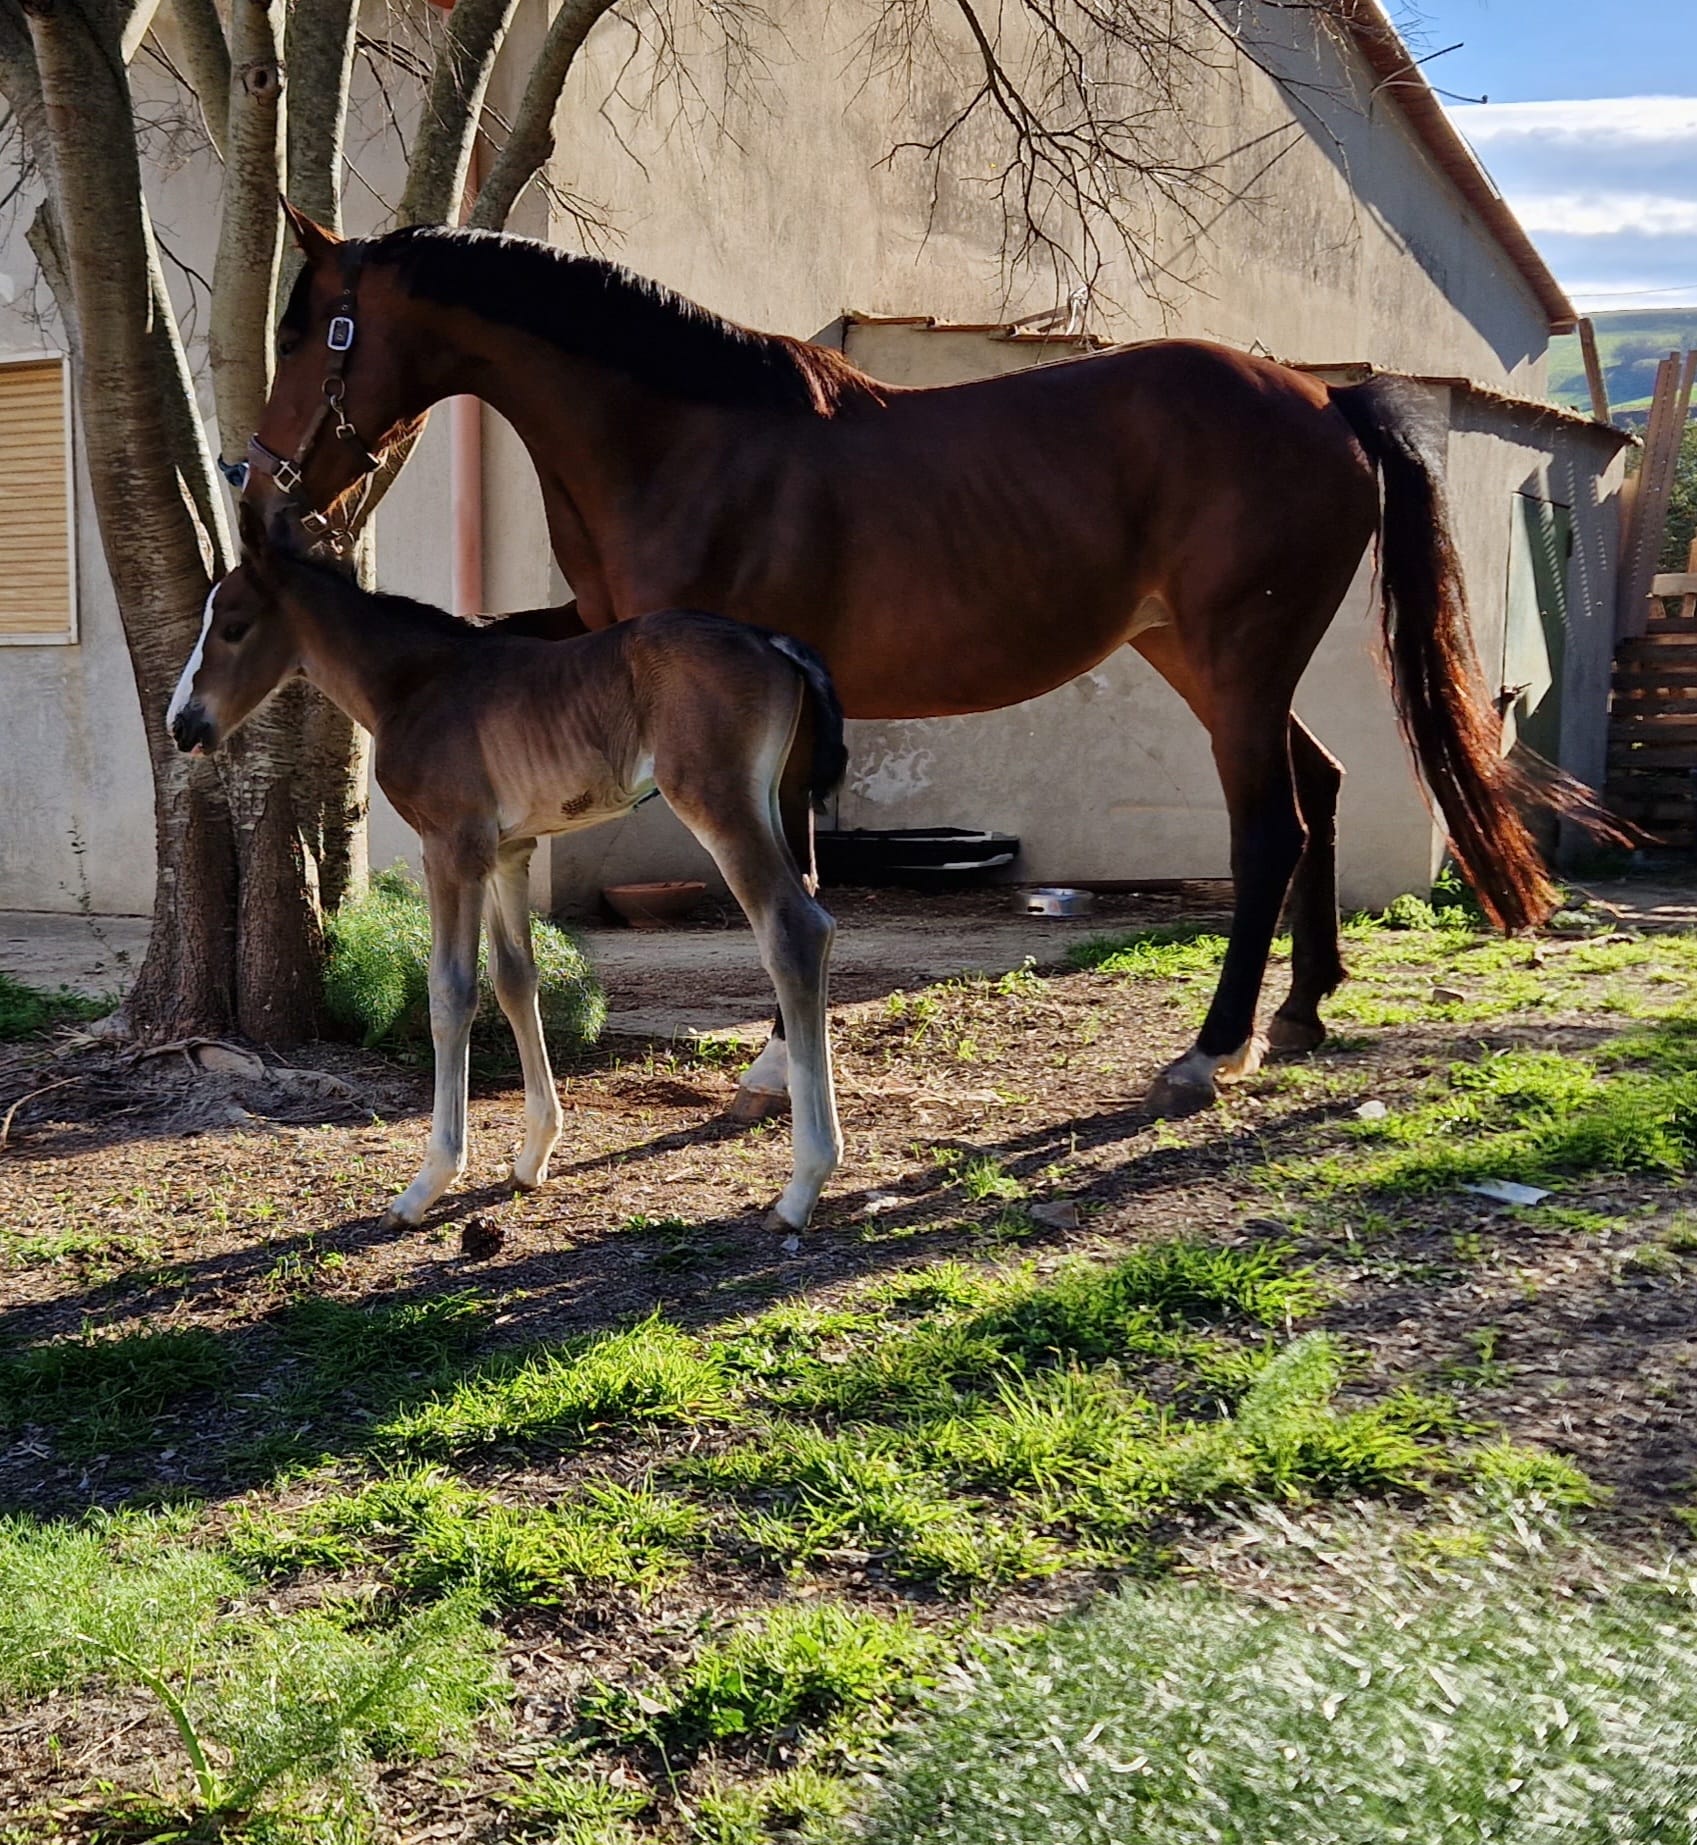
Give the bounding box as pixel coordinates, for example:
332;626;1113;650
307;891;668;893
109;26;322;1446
768;633;848;810
1330;378;1628;931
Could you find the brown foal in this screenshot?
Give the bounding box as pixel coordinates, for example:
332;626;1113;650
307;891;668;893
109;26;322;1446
248;209;1612;1117
167;512;846;1232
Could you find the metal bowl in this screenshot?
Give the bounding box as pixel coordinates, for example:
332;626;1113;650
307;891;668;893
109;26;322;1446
1016;886;1095;918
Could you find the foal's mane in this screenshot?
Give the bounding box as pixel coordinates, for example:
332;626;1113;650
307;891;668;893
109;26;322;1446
277;549;476;641
355;225;882;416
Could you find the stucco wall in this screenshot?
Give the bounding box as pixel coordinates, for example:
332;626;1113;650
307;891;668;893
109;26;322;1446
0;0;1569;916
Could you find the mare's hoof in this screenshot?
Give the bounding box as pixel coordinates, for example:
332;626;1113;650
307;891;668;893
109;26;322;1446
1267;1013;1326;1056
1145;1069;1216;1119
727;1086;790;1125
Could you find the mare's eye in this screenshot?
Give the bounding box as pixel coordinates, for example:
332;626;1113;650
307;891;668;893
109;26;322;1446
220;621;250;644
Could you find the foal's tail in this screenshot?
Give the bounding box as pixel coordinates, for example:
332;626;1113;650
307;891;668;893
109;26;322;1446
1330;379;1625;932
768;633;849;809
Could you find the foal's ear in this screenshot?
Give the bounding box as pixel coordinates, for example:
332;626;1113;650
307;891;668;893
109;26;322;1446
236;498;271;568
280;196;340;264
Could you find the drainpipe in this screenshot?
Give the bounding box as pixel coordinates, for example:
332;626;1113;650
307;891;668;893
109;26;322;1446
449;137;483;617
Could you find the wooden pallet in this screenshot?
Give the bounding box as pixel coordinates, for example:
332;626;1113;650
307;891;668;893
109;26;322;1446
1607;545;1697;845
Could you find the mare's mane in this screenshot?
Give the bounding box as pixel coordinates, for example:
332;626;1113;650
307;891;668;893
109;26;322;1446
351;226;881;415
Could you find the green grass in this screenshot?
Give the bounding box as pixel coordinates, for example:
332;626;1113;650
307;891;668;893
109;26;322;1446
0;969;110;1040
232;1467;705;1604
376;1314;734;1458
688;1327;1450;1585
861;1538;1697;1844
1295;1045;1697;1196
0;1510;503;1831
323;867;605;1061
1066;922;1232;980
0;1324;231;1456
500;1763;651;1842
0;1511;243;1701
588;1602;945;1755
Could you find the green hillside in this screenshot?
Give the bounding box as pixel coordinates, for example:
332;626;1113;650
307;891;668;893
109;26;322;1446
1548;309;1697;419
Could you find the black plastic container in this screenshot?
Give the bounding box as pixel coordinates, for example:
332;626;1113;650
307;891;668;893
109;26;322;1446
815;827;1020;889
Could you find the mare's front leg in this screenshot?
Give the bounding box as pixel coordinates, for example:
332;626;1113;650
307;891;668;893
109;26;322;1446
486;839;564;1188
383;841;487;1227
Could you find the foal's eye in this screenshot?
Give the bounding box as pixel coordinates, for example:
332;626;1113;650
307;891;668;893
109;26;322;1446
277;334;300;359
220;621;250;644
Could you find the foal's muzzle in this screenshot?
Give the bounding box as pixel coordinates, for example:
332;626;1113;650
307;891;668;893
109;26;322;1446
170;704;218;756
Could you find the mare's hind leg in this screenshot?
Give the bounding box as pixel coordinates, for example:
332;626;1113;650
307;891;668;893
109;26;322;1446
1268;718;1346;1055
1147;709;1307;1116
486;839;565;1188
385;840;487;1226
729;734;817;1124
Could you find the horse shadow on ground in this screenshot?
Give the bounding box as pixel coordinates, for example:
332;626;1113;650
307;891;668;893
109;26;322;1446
0;1070;1358;1522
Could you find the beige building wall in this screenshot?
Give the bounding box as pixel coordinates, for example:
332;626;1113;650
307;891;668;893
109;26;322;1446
0;0;1576;917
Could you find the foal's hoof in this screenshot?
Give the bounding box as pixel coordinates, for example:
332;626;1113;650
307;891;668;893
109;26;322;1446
1145;1069;1217;1118
379;1205;421;1231
727;1086;790;1125
1267;1013;1326;1056
762;1208;803;1236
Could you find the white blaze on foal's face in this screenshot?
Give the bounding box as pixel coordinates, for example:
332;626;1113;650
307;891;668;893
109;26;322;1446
165;585;218;738
165;567;298;756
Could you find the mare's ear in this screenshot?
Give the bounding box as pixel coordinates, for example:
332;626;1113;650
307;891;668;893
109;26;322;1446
280;197;340;264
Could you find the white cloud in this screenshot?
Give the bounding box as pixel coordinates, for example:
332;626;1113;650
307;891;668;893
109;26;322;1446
1440;95;1697;308
1511;192;1697;238
1449;96;1697;147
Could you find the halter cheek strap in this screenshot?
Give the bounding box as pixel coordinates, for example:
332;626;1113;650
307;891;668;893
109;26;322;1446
241;245;384;550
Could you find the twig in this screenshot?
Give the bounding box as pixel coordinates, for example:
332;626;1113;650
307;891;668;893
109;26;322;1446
0;1075;79;1150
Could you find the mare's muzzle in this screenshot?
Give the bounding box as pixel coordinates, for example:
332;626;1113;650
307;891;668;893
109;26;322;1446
170;704;218;756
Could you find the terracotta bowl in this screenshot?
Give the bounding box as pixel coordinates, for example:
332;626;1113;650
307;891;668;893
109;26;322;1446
601;880;707;929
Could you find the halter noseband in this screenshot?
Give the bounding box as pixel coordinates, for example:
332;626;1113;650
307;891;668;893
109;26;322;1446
239;245;383;550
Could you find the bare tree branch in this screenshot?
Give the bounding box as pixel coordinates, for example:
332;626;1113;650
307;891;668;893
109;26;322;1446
468;0;617;230
168;0;227;156
208;0;283;459
397;0;519;227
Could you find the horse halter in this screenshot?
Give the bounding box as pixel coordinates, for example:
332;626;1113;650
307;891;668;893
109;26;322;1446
239;245;384;550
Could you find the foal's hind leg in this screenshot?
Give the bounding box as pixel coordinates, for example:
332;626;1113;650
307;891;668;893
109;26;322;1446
1268;719;1346;1055
678;795;841;1228
729;739;817;1124
385;843;487;1227
486;839;565;1188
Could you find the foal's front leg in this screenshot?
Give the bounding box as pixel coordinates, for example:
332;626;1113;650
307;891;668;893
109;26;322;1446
383;848;486;1227
486;839;564;1189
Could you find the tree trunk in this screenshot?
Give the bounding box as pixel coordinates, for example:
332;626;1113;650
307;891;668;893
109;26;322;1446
20;0;324;1043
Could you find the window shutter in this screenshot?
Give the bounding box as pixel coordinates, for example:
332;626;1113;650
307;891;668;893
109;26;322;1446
0;357;75;643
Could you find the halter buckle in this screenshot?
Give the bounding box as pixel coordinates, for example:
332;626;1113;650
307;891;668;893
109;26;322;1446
327;315;355;353
272;456;304;497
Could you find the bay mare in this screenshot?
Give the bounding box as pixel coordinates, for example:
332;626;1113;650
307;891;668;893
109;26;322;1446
249;208;1612;1117
167;510;847;1233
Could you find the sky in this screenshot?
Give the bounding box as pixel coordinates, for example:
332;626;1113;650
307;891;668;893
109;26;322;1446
1397;0;1697;312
